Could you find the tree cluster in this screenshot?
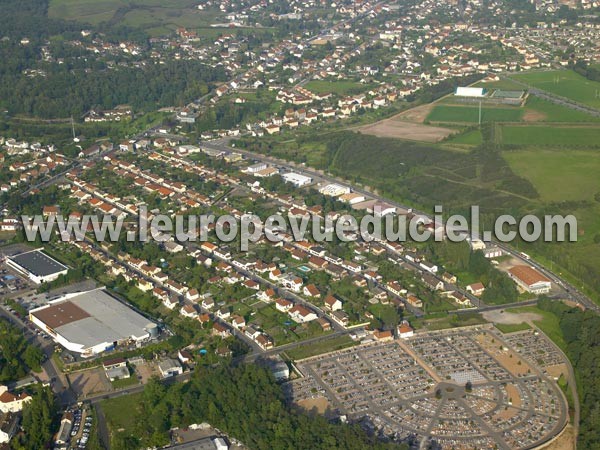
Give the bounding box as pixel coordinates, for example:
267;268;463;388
0;318;44;382
111;364;407;450
538;298;600;449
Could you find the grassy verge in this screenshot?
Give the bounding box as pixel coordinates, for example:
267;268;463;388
411;312;488;331
284;335;357;360
111;375;139;389
494;322;531;334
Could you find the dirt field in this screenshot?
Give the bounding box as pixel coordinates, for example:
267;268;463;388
546;363;568;380
505;383;522;408
523;108;546;122
68;367;112;398
135;361;157;383
395;103;436;123
357;115;455;142
297;396;329;414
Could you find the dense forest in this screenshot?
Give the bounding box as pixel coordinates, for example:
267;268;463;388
538;298;600;449
0;55;226;118
0;0;227;118
110;364;407;450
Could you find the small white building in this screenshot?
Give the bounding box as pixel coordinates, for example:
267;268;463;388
397;322;414;339
158;358;183;378
282;172;312;187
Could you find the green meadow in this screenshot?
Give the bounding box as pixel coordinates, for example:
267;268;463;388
500;125;600;146
512;70;600;109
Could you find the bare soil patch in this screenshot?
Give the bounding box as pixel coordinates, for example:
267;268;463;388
505;383;522;408
358;117;454;142
546;363;568;380
396;103;436;123
523;108;547;122
68;367;112;398
538;423;575;450
297;396;329;414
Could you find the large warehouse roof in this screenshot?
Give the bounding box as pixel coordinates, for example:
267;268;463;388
30;289;153;351
8;249;68;278
508;265;550;287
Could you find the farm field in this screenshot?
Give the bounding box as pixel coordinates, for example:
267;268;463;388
503;148;600;202
524;96;600;122
48;0;127;24
427;104;523;123
48;0;227;36
512;70;600;109
500;125;600;146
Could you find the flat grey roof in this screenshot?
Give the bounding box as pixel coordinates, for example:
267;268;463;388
8;249;67;277
33;289;153;349
169;437;220;450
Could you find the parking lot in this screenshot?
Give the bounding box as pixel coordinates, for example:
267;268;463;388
61;405;94;449
288;327;568;449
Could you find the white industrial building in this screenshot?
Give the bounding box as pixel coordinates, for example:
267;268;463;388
29;288;157;358
244;162;268;173
508;265;552;294
6;249;68;284
318;183;351;197
281;172;312;187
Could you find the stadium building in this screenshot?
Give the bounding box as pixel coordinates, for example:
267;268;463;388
454;87;487;98
29;288;158;358
6;249;68;284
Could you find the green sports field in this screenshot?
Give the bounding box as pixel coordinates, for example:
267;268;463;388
500;125;600;146
427;105;523;123
512;70;600;109
524;96;600;122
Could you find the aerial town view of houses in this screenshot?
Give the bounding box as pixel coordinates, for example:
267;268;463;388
2;0;600;449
